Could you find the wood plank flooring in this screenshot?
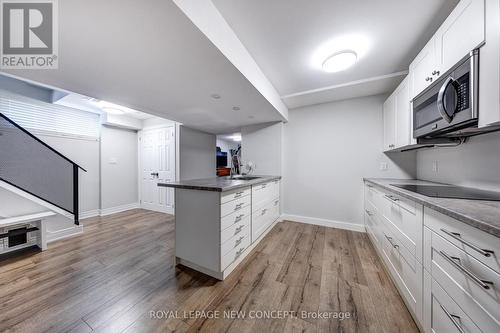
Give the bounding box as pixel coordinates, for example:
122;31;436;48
0;209;419;333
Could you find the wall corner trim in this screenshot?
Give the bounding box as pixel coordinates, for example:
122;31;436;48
280;214;366;233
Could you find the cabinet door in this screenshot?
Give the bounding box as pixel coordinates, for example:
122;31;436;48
409;38;436;99
394;77;414;148
435;0;485;76
479;0;500;127
383;95;396;151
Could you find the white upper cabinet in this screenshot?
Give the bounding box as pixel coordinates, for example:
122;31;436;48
383;94;396;151
383;77;414;152
478;0;500;127
395;77;415;148
434;0;485;75
409;0;486;100
409;38;437;99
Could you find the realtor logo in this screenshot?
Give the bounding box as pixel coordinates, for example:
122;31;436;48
1;0;58;69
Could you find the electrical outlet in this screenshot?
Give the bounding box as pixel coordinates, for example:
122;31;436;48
432;161;438;173
380;162;388;171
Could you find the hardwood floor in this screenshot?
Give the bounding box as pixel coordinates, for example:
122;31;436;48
0;209;419;333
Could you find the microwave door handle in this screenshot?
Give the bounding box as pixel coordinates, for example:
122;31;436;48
437;77;458;124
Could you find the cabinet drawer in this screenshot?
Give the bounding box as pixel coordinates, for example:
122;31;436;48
221;216;250;244
380;193;422;262
252;180;279;212
221;229;249;256
221;186;251;204
429;277;481;333
220;195;250;218
365;183;383;207
424;208;500;274
221;234;251;270
380;222;422;322
221;205;251;231
427;229;500;328
252;199;279;242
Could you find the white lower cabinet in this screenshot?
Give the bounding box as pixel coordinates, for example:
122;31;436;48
364;181;500;333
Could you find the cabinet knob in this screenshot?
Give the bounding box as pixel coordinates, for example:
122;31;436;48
432;70;440;76
425;77;433;82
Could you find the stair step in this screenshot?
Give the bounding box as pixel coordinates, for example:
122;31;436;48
0;211;56;228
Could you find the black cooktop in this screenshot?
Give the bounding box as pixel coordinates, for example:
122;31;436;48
391;184;500;201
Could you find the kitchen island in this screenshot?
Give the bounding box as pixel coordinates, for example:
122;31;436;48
158;176;281;280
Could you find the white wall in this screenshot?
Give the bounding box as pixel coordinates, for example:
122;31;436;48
179;126;216;180
36;132;100;215
283;95;416;229
241;122;283;175
417;130;500;191
216;138;239;167
100;126;139;210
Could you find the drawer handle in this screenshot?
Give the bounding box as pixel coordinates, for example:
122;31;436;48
234;203;244;211
384;234;399;249
235;247;245;258
234;214;244;223
261;184;267;189
384;194;400;202
235;236;245;246
234;225;244;235
439;304;466;333
440;228;494;257
439;251;494;290
365;209;373;217
366;184;374;188
274;200;279;206
261;209;267;216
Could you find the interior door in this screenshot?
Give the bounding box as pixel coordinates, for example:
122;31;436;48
140;126;175;214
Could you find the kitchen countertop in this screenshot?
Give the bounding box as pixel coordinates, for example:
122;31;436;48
364;178;500;238
158;175;281;192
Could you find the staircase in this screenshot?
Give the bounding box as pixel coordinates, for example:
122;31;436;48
0;112;85;252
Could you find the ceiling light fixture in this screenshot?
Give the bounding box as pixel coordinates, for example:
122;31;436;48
311;34;370;72
211;94;221;99
232;106;240;111
230;135;242;142
102;107;125;115
322;51;357;73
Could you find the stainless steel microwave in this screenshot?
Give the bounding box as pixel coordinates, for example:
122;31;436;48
413;50;478;139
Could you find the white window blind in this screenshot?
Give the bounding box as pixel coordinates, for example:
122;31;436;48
0;89;100;138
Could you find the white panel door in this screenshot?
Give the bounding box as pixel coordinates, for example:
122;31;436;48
140;126;175;214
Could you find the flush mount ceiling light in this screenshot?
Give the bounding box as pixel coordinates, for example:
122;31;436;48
96;101;129;115
311;34;370;73
211;94;221;99
322;51;357;73
229;134;242;142
232;106;240;111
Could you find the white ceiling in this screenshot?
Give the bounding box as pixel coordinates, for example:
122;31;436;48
213;0;459;108
1;0;286;134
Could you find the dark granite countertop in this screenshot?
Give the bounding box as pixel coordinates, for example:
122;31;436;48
364;178;500;238
158;175;281;192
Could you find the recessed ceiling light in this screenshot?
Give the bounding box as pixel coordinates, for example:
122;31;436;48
322;51;357;73
211;94;221;99
102;107;125;115
232;106;240;111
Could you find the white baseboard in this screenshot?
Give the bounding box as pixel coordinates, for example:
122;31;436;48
280;214;366;233
99;202;140;217
47;224;83;243
80;209;100;220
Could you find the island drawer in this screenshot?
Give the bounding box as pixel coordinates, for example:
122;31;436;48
220;195;251;218
221;234;251;270
221;216;250;244
221;205;251;231
252;180;279;212
221;228;249;256
221;187;251;204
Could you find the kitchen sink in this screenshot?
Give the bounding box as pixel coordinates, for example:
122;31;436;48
229;176;261;181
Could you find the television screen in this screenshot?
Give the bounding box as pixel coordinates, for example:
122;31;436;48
217;154;227;168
